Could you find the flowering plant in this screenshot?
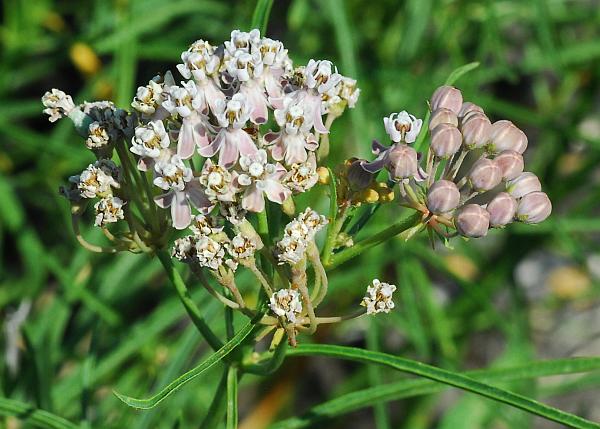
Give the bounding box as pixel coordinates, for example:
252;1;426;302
42;24;569;427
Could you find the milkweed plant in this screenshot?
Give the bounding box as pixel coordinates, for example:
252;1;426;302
42;24;576;428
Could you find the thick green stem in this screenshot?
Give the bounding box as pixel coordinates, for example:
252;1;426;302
157;250;224;351
226;366;238;429
326;212;422;271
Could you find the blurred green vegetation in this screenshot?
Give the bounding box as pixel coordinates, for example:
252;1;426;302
2;0;600;428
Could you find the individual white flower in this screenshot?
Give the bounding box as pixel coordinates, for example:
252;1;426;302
200;93;257;168
361;279;397;315
131;73;174;117
225;29;261;55
267;94;318;164
199;159;237;202
337;76;360;108
94;196;125;227
71;160;120;199
269;288;303;323
172;235;196;261
86;121;110;149
226;233;257;260
284;154;318;193
42;89;75;122
131;120;170;158
235;149;291;212
177;39;220;81
190;214;223;236
195;235;225;270
253;37;291;69
276;232;308;265
298;207;328;237
153;155;193;192
162;81;203;118
384;111;422;144
226;50;263;82
304;59;342;94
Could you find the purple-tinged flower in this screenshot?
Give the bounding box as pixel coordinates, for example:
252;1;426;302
198;159;237;203
458;102;483;120
487;120;528;154
516;191;551;224
486;192;517;227
177;39;220;82
384;111;423;144
429;108;458;130
430;123;462;158
266;95;318;164
200;93;258;168
506;172;542;199
494;150;524;181
386;144;419;181
469;158;502;191
131;120;170;159
235;150;291;212
427;180;460;214
431;85;463;114
284;154;318;193
461;114;491;149
456;204;490;238
153;155;212;229
132;73;175;119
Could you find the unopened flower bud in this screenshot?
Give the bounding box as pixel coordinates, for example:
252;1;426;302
469;158;502;191
507;172;541;198
386;144;418;181
486;192;517;227
456;204;490;238
458;102;483;120
429;108;458;130
357;188;379;204
430;123;462;158
347;159;374;190
317;166;330;185
375;182;395;202
517;191;552;224
431;85;463;114
494;150;524;181
487;120;528;154
461;115;491;149
427;180;460;214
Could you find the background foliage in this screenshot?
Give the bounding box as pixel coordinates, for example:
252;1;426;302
2;0;600;428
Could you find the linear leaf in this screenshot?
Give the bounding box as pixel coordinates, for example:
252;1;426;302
285;344;600;429
0;397;79;429
444;62;480;86
114;321;255;409
250;0;274;34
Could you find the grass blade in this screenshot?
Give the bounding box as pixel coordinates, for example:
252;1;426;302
226;366;239;429
0;397;79;429
114;321;255;409
251;0;274;34
444;62;480;86
286;344;600;429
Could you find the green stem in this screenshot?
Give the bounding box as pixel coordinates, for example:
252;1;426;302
321;204;349;266
157;251;224;351
326;212;422;271
226;366;239;429
199;370;228;429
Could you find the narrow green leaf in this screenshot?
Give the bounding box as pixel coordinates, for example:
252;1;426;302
250;0;274;34
286;345;600;429
0;397;79;429
114;321;255;409
444;62;480;86
226;366;239;429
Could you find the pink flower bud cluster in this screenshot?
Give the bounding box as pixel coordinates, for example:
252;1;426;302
362;85;551;240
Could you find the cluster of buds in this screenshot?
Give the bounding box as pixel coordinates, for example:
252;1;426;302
359;85;551;241
44;30;550;347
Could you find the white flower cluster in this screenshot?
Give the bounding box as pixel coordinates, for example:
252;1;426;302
123;29;358;230
276;207;328;265
361;279;397;315
269;288;303;323
171;214;258;272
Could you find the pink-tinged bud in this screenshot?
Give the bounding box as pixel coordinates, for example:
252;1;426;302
486;192;517;227
429;108;458;130
458;102;483;119
469;158;502;191
517;191;552;224
431;85;463;114
493;150;524;181
427;180;460;214
456;204;490;238
506;172;541;198
430;123;462;158
461;115;491;149
487;120;528;154
386;144;418;181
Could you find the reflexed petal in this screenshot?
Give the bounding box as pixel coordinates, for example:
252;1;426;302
171;192;192;229
198;130;224;158
284;134;308;164
243;84;269;124
204;82;226;115
371;139;389;155
177;118;196;159
263;179;291;203
154;191;175;208
186;181;213;213
361;155;387;173
231;129;258;156
219;136;239;168
242;185;265;212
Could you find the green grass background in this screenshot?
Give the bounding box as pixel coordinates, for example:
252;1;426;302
1;0;600;428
